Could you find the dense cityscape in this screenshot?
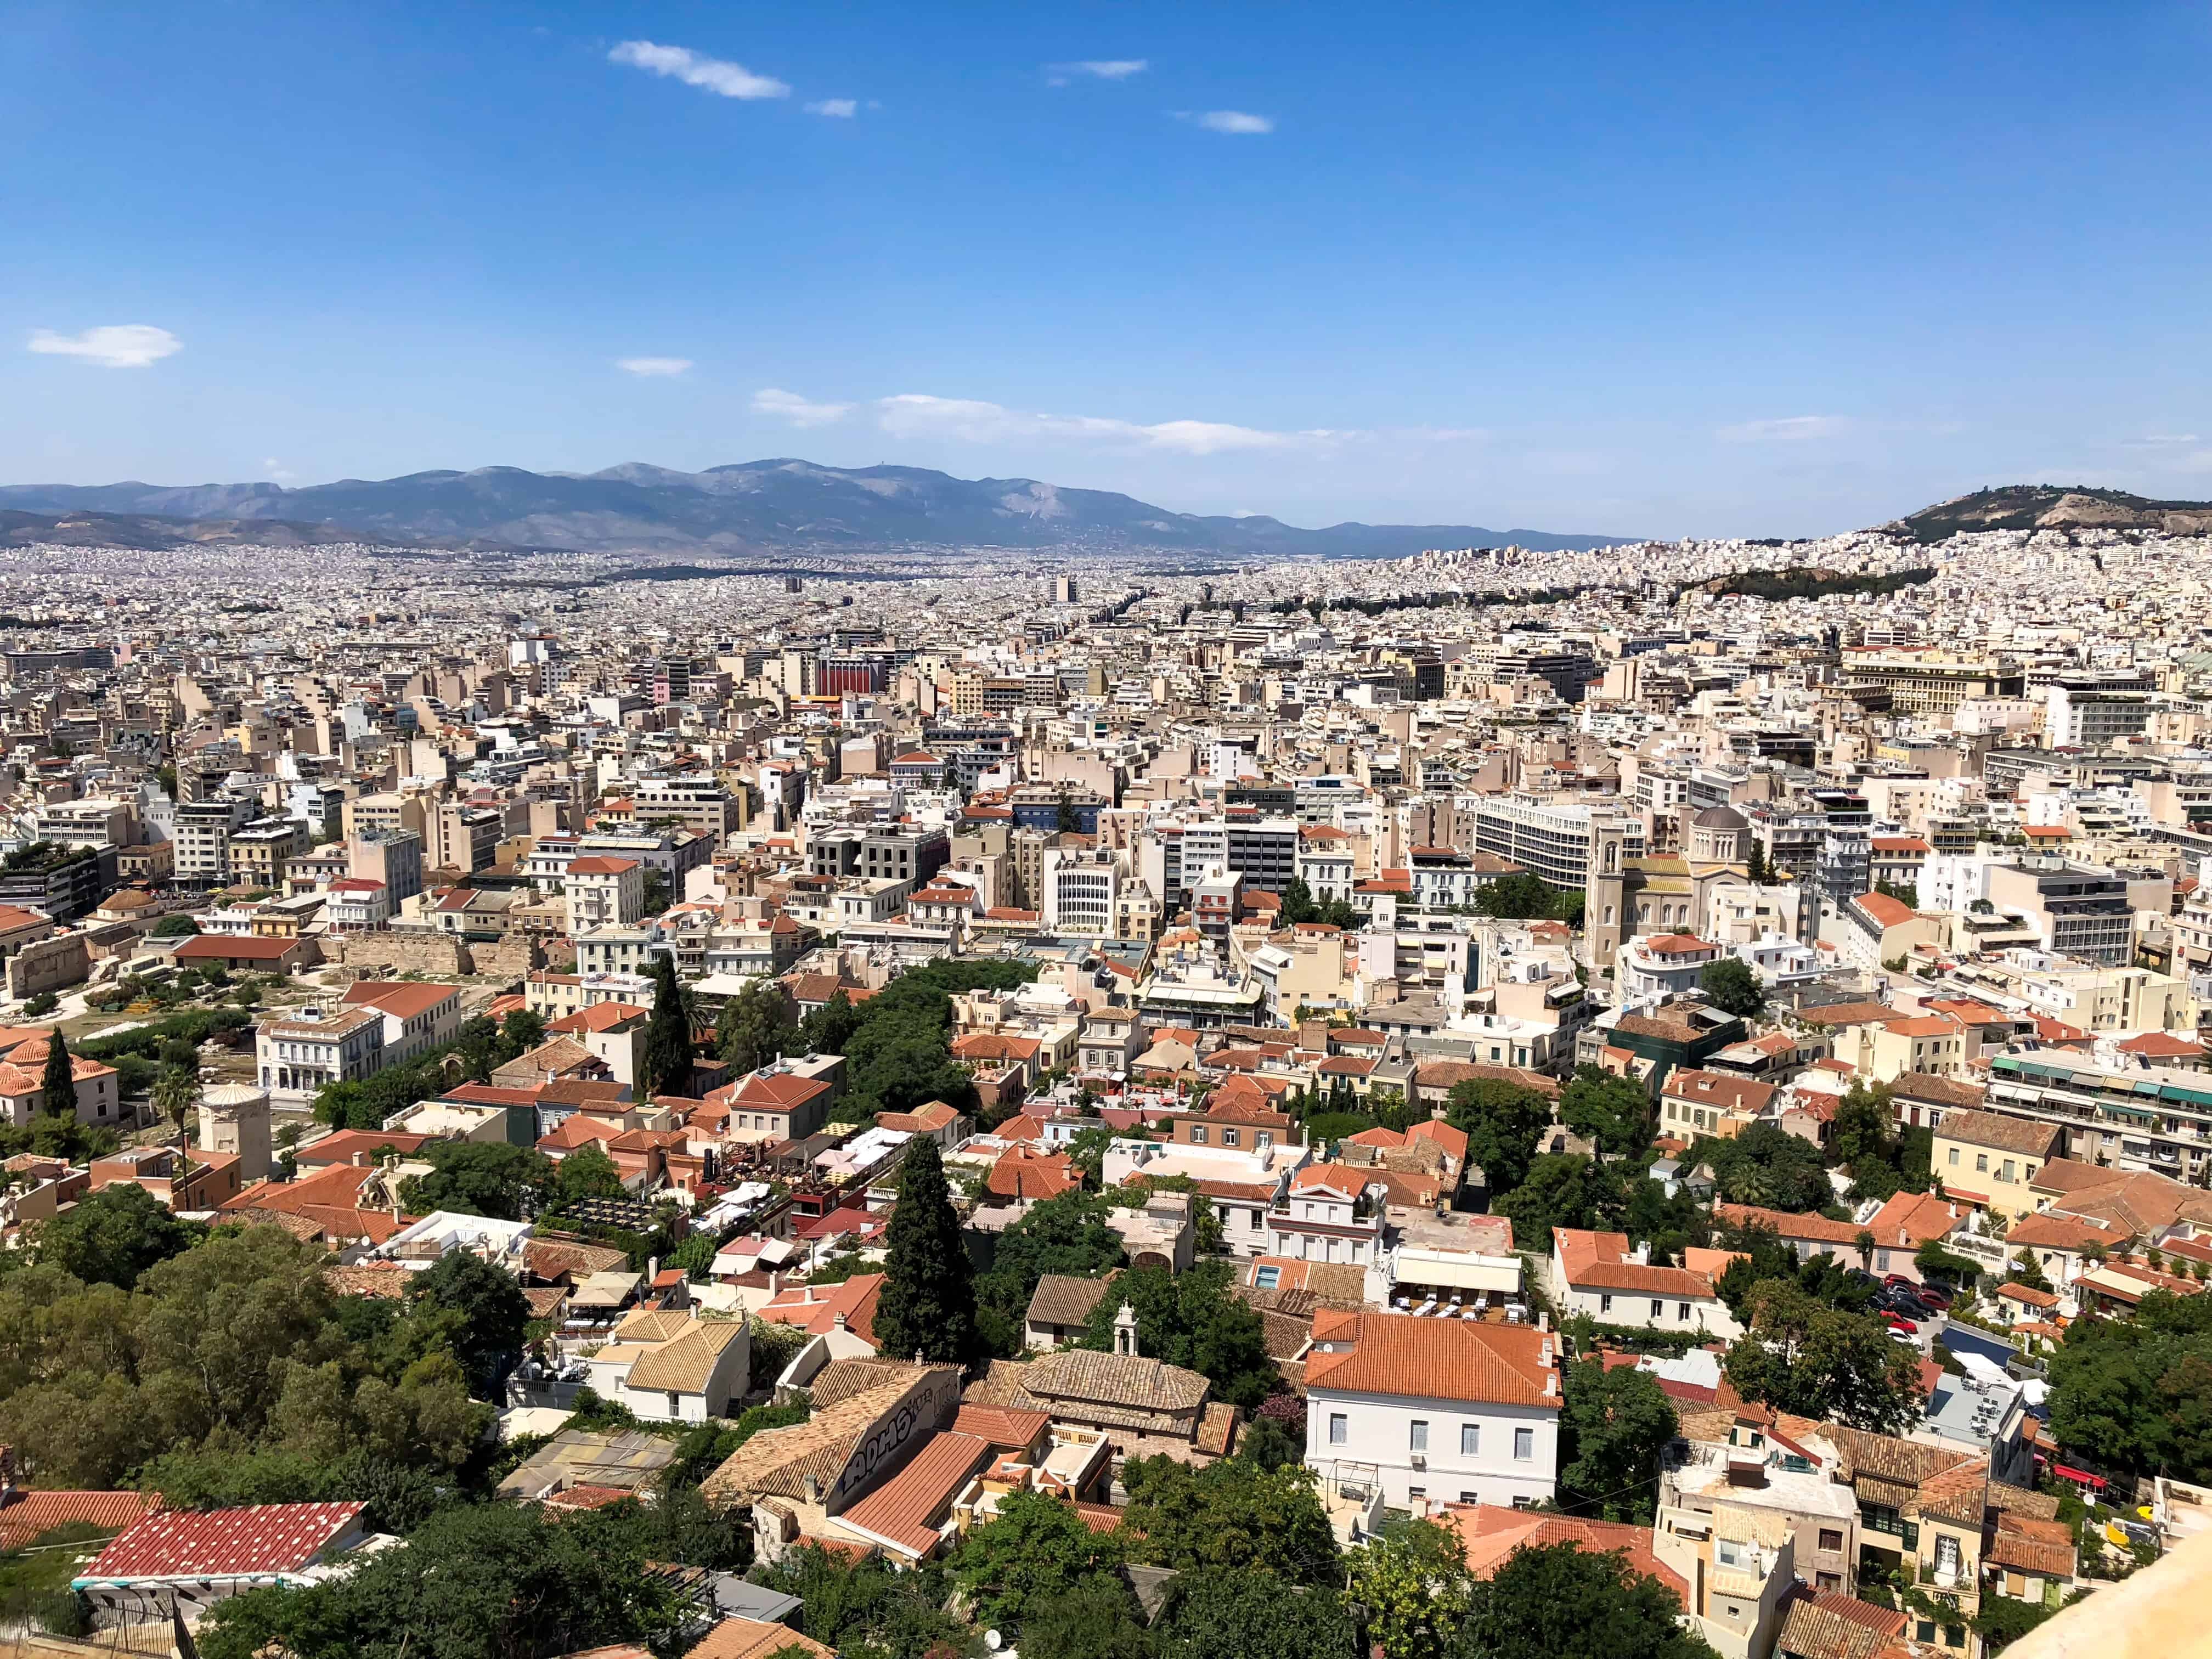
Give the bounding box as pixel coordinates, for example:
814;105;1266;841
0;505;2201;1659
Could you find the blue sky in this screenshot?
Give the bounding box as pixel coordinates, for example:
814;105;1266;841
7;1;2211;538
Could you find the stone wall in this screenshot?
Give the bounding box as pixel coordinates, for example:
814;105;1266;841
331;931;471;977
6;932;89;999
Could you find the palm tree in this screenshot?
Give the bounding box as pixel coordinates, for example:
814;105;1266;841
153;1064;200;1152
1855;1229;1876;1274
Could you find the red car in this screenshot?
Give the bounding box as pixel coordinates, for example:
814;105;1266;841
1883;1273;1916;1290
1916;1286;1954;1312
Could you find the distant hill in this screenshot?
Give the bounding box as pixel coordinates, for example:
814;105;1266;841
0;509;400;552
0;460;1633;558
1882;486;2212;544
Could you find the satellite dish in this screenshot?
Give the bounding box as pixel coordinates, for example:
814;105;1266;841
984;1633;1003;1652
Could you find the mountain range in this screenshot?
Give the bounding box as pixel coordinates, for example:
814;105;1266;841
0;460;1633;558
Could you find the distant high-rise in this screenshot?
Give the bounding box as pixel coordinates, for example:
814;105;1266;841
1052;575;1079;603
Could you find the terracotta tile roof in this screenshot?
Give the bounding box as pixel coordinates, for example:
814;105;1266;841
837;1430;994;1556
0;1490;158;1553
951;1404;1051;1448
1443;1504;1683;1601
758;1272;884;1345
1935;1109;2062;1159
83;1502;365;1582
1304;1311;1555;1408
1772;1591;1909;1659
683;1617;835;1659
1025;1273;1116;1330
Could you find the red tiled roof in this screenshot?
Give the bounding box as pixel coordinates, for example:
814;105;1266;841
1304;1311;1555;1407
0;1490;157;1553
83;1502;365;1581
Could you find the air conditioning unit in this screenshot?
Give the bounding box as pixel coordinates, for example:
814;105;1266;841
1410;1454;1426;1470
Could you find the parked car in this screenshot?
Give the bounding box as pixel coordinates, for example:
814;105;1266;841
1883;1273;1917;1290
1916;1285;1954;1312
1882;1289;1934;1319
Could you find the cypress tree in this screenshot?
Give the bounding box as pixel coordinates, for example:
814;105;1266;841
40;1030;75;1118
637;952;693;1101
872;1138;977;1363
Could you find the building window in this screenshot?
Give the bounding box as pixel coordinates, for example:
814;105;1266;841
1460;1491;1479;1504
1976;1153;1989;1172
1600;1294;1613;1314
1189;1126;1207;1144
1650;1299;1664;1319
1677;1302;1691;1321
1329;1413;1348;1446
1462;1424;1480;1455
1511;1495;1534;1510
1819;1529;1844;1553
1948;1147;1959;1165
1513;1427;1534;1462
1408;1486;1426;1502
2001;1160;2015;1182
1410;1420;1428;1452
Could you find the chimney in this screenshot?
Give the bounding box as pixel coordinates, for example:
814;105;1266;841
802;1472;819;1504
833;1311;849;1331
769;1270;781;1294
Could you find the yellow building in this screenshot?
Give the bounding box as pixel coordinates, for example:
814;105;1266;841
1930;1108;2062;1221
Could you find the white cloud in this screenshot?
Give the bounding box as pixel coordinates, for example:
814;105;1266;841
876;393;1336;455
1187;110;1273;134
1053;59;1148;81
262;458;295;482
609;40;789;100
618;357;694;377
753;387;854;427
1718;415;1850;443
26;324;182;368
804;98;857;117
2124;433;2201;448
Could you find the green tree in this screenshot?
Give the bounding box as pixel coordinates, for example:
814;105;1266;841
501;1006;548;1054
1056;793;1080;834
38;1031;74;1118
952;1489;1126;1628
1157;1570;1353;1659
33;1182;198;1289
1021;1574;1155;1659
1705;1123;1833;1212
1558;1359;1678;1522
871;1137;978;1363
715;976;794;1073
548;1144;627;1209
1494;1153;1628;1249
1559;1064;1650;1161
1722;1280;1922;1433
1697;957;1765;1019
1457;1540;1720;1659
759;1542;966;1657
1344;1519;1471;1659
637;951;695;1099
1118;1455;1341;1584
799;987;862;1056
977;1190;1125;1354
150;912;201;938
1743;839;1770;885
398;1141;552;1221
407;1248;529;1391
1469;870;1557;921
1082;1261;1277;1408
154;1063;201;1149
1443;1076;1556;1197
200;1499;686;1659
1278;878;1321;928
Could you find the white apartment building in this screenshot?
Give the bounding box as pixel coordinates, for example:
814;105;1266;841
566;855;646;934
1304;1311;1563;1517
1266;1166;1385;1268
256;1005;387;1107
